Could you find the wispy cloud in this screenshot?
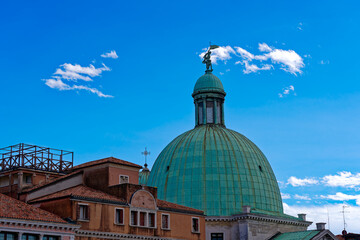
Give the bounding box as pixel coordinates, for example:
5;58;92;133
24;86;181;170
297;22;303;31
44;77;113;98
321;192;360;205
281;193;291;199
199;43;304;75
43;53;116;97
101;50;118;59
279;85;295;98
283;203;360;234
294;194;311;200
287;176;319;187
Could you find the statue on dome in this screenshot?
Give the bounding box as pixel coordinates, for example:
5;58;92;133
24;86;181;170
202;44;220;72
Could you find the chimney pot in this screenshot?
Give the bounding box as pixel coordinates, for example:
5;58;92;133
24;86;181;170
298;213;306;221
316;222;326;230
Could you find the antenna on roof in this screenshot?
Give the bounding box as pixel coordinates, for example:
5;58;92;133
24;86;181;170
141;147;150;168
340;205;350;231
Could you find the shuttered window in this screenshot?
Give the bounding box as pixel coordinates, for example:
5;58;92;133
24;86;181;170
115;208;124;224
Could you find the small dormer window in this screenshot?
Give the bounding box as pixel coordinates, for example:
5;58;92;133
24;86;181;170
119;175;129;184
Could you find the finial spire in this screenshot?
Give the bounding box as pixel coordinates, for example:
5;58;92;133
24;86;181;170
141;147;150;169
202;43;220;73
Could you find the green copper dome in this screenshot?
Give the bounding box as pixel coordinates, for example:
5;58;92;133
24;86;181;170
147;125;283;216
147;68;284;217
193;72;225;95
139;165;150;185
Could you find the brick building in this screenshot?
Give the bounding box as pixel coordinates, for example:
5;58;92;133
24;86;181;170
0;192;78;240
20;157;205;240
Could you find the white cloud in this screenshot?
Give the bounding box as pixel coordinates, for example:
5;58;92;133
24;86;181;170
258;43;272;52
283;203;360;234
281;193;291;199
235;47;254;60
266;49;304;75
320;60;330;65
294;194;311;200
321;192;360;205
44;58;113;97
54;63;110;82
44;78;113;98
44;77;71;90
243;61;272;74
288;176;319;187
279;85;295;98
101;50;118;59
199;46;235;64
297;22;303;31
322;172;360;189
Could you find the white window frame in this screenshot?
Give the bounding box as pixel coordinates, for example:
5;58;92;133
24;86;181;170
148;212;156;228
191;217;200;233
139;211;148;227
77;203;89;221
130;210;139;226
129;208;157;229
114;207;125;225
161;213;170;230
119;175;129;184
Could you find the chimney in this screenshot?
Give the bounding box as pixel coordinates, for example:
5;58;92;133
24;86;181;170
316;222;326;230
298;213;306;221
242;205;251;213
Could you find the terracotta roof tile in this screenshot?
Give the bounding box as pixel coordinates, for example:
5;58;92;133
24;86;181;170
157;199;204;215
73;157;142;170
0;193;66;223
30;185;127;204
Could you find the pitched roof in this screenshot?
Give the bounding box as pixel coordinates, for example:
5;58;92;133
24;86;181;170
0;193;66;223
30;185;127;205
73;157;142;170
271;230;321;240
21;170;83;193
157;199;204;215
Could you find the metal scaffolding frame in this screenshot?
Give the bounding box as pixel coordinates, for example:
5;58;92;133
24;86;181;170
0;143;73;173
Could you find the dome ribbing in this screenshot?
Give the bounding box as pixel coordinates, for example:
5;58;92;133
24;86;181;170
147;125;283;216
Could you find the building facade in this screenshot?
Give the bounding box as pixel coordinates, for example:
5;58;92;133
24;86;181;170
21;157;205;240
0;192;78;240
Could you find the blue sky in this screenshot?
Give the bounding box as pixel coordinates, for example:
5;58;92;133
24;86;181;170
1;0;360;234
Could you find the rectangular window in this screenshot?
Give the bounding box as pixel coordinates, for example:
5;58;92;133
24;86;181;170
161;214;170;229
211;233;224;240
25;175;32;184
21;235;37;240
198;102;203;124
216;101;221;123
0;232;16;240
192;217;200;233
131;210;138;226
148;212;155;228
78;204;89;220
206;101;214;123
119;175;129;184
139;211;146;226
43;237;59;240
115;208;124;224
